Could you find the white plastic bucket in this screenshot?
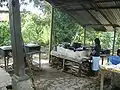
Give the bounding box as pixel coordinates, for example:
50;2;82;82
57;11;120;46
92;56;100;71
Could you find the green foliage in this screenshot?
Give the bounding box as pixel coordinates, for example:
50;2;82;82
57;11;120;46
21;12;50;45
100;32;112;49
54;9;80;44
0;21;10;45
85;29;113;49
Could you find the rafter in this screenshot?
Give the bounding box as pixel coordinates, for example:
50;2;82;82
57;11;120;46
52;0;120;8
67;6;120;11
84;24;120;27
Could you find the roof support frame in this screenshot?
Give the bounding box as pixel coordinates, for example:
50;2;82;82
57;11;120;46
90;3;115;29
84;24;120;27
67;6;120;11
53;0;120;8
57;0;120;3
48;0;120;30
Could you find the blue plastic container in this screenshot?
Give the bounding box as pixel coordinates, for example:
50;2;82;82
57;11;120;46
109;56;120;65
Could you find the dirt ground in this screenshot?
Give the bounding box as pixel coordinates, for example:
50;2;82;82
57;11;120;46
30;60;96;90
0;53;111;90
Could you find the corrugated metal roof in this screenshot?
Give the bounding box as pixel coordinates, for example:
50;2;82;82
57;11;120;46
46;0;120;31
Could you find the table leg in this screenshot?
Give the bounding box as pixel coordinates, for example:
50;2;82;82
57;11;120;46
4;57;7;70
30;55;33;65
78;64;82;77
101;57;104;65
6;56;10;71
100;72;104;90
62;59;65;71
107;55;109;63
39;52;41;69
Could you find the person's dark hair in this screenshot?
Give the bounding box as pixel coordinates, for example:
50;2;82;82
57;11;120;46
95;38;100;45
117;49;120;56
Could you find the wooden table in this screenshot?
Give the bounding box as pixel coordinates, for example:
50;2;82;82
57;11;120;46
26;51;41;69
0;44;41;71
25;44;41;69
100;65;120;90
51;51;90;76
0;46;12;71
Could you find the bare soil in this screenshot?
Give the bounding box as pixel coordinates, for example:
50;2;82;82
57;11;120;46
0;52;112;90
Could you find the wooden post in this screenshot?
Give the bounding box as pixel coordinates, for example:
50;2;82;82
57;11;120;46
84;26;87;46
49;7;54;63
112;29;116;55
9;0;25;77
9;0;34;90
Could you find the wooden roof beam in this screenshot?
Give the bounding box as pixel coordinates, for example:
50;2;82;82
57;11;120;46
53;0;120;7
54;0;120;4
95;0;120;3
67;6;120;11
84;24;120;27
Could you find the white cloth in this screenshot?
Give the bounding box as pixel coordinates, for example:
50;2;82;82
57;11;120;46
92;56;100;71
